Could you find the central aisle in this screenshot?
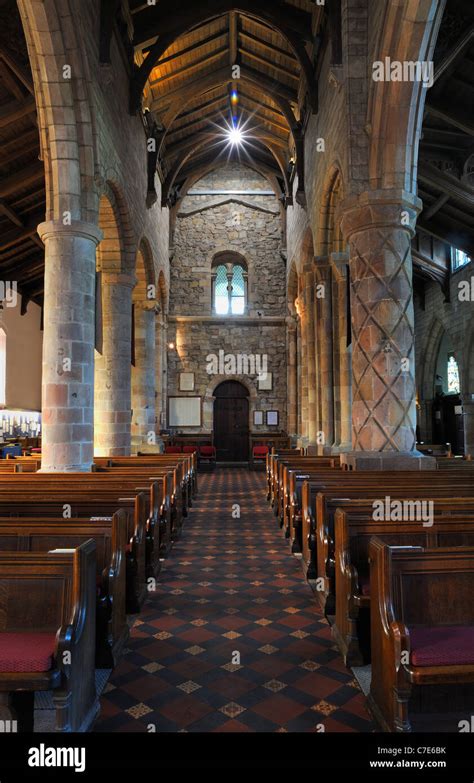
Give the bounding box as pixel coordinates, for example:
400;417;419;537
96;469;373;732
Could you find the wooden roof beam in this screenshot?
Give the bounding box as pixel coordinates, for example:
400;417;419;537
418;161;474;208
149;47;228;87
434;25;474;84
146;30;227;66
0;46;34;94
239;46;299;82
0;96;37;128
132;1;313;47
425;101;474;137
229;11;238;66
0;216;44;253
130;1;316;112
0;162;44;200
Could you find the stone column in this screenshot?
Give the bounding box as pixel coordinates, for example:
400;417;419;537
286;315;298;436
94;272;135;456
131;301;156;452
296;293;308;444
304;266;318;448
330;252;352;452
314;257;334;453
340;190;435;469
38;220;102;472
155;309;164;429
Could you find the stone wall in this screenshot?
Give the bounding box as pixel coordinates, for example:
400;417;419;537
414;262;474;452
167;163;287;436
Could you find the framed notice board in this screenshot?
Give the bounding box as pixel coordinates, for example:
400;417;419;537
168;396;202;427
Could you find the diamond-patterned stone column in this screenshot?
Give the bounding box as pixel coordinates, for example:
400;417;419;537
38;220;102;472
94;272;135;456
340;191;434;469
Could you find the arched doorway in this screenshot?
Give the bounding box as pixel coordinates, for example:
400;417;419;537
213;381;249;462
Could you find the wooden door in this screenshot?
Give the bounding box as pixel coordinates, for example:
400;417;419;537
214;381;249;461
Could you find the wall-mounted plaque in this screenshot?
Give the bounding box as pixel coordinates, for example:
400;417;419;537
179;372;195;391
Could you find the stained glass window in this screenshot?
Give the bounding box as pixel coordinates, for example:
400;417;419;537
213;262;246;315
214;265;229;314
447;355;460;394
452;248;471;271
231;265;245;314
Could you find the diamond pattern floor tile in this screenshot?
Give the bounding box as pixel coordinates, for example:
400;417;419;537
95;469;374;732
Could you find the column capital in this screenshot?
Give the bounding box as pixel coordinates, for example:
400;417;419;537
38;219;103;245
314;255;332;279
339;189;423;241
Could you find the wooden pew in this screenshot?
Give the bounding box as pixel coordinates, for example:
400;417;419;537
332;511;474;666
0;470;172;576
0;486;148;613
312;484;474;613
299;472;474;585
94;456;191;524
368;539;474;732
0;541;99;732
266;449;303;503
0;512;129;667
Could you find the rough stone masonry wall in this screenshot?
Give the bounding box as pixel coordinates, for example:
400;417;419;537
167;163;287;434
414;264;474;451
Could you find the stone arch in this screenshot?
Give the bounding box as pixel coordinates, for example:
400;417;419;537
203;373;258;432
17;0;97;222
420;317;446;401
97;181;136;276
94;184;136;457
316;163;345;257
287;261;298;317
368;0;446;193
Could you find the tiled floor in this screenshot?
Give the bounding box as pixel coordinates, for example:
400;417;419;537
95;469;374;732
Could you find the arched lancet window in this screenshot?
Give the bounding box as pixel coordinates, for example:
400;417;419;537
212;259;247;315
0;328;6;406
447;355;460;395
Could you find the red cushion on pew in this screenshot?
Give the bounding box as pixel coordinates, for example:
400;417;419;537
253;446;269;457
165;446;182;454
200;446;216;457
182;446;197;453
409;625;474;667
30;448;42;453
0;632;57;672
359;574;371;596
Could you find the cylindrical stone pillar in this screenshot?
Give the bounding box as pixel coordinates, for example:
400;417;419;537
304;267;318;446
340;191;432;468
296;293;308;443
38;220;102;472
330;252;352;451
94;272;134;456
131;302;156;452
314;257;334;452
286;315;298;436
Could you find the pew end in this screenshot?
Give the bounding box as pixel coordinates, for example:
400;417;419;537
0;541;99;732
